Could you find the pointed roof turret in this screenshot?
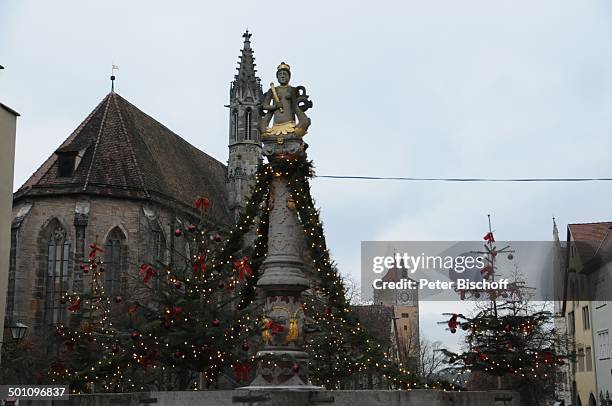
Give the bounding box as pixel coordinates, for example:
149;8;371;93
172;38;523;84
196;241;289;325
231;30;262;102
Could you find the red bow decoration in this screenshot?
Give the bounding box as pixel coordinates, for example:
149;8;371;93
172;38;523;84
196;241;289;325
543;352;554;364
128;304;139;315
164;306;183;327
195;196;210;212
139;350;158;370
234;363;250;383
480;265;493;279
264;319;284;335
483;232;495;243
193;255;207;274
234;257;253;281
139;264;157;283
88;243;104;260
458;289;466;300
447;314;459;333
68;298;81;312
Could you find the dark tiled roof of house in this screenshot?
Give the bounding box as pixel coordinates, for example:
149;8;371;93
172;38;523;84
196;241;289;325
15;92;231;225
568;222;612;268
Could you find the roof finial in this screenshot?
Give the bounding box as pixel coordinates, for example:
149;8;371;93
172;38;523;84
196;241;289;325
242;29;252;50
110;64;119;92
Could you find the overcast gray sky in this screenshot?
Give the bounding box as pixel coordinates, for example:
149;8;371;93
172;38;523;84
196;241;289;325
2;0;612;351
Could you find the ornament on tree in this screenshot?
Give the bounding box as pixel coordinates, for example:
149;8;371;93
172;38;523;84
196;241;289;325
212;318;221;327
88;243;104;260
193;255;207;274
447;313;459;333
234;257;253;281
480;265;493;279
195;196;210;213
139;263;157;283
187;224;196;232
164;306;183;327
174;228;182;237
128;304;139;315
68;297;81;312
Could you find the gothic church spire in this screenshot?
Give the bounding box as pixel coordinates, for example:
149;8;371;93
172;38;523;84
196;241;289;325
227;31;263;223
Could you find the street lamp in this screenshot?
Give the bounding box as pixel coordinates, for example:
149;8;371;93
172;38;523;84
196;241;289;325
6;321;28;341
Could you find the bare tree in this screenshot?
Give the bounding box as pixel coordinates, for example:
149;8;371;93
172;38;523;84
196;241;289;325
418;338;446;381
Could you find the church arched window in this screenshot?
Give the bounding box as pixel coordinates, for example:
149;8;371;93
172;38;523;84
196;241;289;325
245;108;252;140
104;227;127;297
232;109;239;141
44;223;70;326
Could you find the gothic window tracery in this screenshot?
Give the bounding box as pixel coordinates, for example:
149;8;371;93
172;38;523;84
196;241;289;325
45;225;70;326
232;109;239;141
245;108;252;140
104;227;127;297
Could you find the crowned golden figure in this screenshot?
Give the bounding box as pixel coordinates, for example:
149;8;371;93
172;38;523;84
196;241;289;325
259;62;313;137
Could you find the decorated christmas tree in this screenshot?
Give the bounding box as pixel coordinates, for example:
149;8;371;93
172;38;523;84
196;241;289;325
440;217;572;405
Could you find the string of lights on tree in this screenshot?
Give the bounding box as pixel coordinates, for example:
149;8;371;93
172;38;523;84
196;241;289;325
50;156;457;392
439;223;573;399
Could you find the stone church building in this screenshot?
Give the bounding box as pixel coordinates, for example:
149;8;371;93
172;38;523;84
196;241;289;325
5;32;263;340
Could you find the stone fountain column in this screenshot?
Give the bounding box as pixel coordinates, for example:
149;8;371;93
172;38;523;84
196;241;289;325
246;134;316;389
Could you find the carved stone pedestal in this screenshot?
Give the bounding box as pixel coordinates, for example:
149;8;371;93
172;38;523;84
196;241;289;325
242;135;320;391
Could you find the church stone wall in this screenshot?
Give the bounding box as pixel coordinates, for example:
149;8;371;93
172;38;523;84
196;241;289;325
7;195;192;339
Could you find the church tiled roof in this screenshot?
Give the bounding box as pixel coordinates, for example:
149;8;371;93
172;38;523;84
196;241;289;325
15;92;231;225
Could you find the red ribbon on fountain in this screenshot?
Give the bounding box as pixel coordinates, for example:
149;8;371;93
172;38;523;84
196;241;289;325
264;319;284;335
483;231;495;243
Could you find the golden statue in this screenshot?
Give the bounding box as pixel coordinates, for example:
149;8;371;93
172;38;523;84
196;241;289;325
260;62;312;137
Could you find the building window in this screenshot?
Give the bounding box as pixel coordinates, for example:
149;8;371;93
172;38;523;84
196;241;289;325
582;305;590;330
401;313;409;318
245;108;252;140
585;347;593;371
104;227;126;297
598;330;610;360
577;347;585;372
45;227;70;326
568;311;575;335
57;152;76;177
403;325;407;331
232;110;238;141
